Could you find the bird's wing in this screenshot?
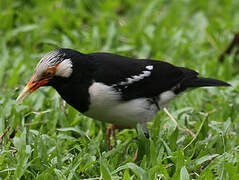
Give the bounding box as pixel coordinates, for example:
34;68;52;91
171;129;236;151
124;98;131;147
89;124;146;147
89;53;197;100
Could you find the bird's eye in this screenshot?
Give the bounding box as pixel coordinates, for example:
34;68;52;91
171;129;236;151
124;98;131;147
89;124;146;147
46;71;54;77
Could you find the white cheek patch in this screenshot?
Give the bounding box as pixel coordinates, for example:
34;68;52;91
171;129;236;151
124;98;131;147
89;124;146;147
55;59;73;78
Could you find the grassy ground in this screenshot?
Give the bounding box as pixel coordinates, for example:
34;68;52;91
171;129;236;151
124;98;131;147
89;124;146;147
1;0;239;179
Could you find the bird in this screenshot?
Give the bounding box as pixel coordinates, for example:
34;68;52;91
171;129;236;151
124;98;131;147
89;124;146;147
17;48;230;149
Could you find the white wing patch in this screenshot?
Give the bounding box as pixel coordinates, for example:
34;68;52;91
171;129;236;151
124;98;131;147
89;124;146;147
146;65;153;70
115;70;152;86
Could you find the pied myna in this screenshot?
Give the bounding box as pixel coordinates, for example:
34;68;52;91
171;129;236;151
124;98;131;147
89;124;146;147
17;48;230;147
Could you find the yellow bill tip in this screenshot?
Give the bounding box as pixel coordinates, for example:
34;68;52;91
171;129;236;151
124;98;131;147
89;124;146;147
16;86;31;103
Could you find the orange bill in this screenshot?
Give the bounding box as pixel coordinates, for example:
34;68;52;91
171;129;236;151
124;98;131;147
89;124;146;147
16;75;50;103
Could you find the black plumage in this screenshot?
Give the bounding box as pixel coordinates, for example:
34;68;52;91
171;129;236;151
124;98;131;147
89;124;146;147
17;48;230;140
47;49;229;113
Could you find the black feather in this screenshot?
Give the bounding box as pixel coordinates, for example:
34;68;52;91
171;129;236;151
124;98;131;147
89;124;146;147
47;49;230;113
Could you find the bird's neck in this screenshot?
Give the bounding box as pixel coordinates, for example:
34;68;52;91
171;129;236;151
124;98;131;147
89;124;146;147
52;54;96;112
52;78;93;113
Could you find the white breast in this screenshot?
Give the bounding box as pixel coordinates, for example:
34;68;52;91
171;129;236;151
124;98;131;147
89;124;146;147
84;82;158;127
158;90;176;107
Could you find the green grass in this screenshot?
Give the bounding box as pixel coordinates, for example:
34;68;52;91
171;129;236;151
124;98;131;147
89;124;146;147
1;0;239;179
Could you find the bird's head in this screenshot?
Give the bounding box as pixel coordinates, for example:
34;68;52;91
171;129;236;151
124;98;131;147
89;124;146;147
16;48;78;103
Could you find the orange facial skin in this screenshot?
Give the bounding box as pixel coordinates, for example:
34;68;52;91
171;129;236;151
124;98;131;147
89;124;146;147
16;64;58;103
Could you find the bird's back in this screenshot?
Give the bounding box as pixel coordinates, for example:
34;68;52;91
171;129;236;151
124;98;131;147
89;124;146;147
88;52;197;100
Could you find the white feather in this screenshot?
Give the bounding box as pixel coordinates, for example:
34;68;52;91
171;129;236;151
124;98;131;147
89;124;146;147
34;63;48;80
116;70;151;86
146;65;153;70
85;82;158;127
142;71;151;76
55;59;73;78
158;90;176;107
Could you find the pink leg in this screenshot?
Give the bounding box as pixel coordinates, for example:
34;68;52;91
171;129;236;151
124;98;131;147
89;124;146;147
106;124;131;150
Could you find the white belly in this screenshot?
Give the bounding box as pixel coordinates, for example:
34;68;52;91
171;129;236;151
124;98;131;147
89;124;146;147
85;97;158;127
84;82;158;127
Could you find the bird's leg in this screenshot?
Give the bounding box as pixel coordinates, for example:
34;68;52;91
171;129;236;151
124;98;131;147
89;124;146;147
106;124;140;161
106;124;112;150
106;124;131;150
140;123;150;139
111;125;117;146
106;124;118;150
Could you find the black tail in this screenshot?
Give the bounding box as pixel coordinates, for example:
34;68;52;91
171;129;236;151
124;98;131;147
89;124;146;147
183;77;230;88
